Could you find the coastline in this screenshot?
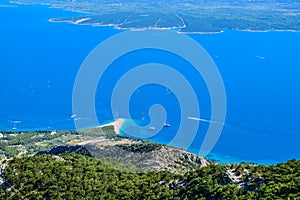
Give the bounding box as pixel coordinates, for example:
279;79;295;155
48;16;300;34
47;17;224;34
98;119;277;165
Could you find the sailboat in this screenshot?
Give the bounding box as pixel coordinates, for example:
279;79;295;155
163;123;171;127
148;126;156;130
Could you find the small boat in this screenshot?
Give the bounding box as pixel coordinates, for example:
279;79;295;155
163;123;171;127
149;126;156;130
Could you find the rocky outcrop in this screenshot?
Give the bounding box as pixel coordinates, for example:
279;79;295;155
38;137;210;174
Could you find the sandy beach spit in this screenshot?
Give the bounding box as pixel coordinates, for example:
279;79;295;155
73;17;91;25
99;118;125;134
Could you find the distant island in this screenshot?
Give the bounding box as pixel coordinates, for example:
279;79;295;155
1;122;300;199
11;0;300;33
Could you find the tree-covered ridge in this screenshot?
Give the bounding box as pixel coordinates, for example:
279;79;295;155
248;159;300;199
179;160;300;199
1;153;180;199
1;153;300;199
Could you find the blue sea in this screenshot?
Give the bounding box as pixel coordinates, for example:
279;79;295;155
1;1;300;164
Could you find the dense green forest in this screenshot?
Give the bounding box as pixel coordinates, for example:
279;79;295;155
1;153;300;199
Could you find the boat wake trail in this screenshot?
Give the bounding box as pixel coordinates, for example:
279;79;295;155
187;116;260;136
187;116;224;125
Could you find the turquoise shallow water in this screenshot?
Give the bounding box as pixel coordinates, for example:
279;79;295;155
1;1;300;164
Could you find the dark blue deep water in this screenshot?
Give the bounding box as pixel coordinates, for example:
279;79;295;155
1;1;300;164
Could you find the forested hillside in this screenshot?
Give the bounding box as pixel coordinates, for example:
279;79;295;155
1;153;300;199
